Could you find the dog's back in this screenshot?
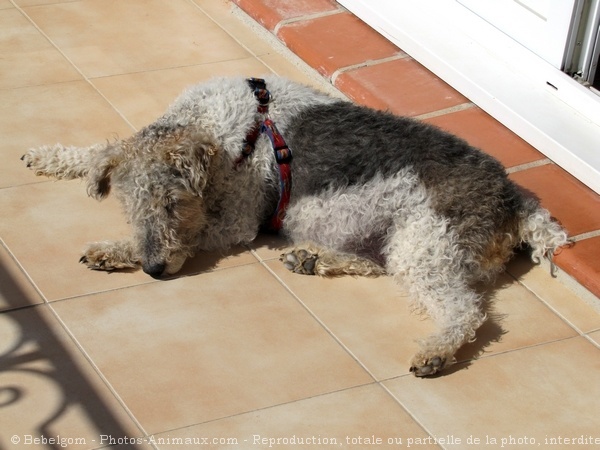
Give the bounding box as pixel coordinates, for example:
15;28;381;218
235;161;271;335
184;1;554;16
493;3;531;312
283;101;566;279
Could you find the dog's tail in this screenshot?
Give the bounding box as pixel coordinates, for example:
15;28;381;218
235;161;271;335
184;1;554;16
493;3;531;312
519;199;568;276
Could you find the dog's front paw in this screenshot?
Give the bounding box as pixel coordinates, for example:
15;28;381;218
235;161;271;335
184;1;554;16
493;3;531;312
410;356;447;377
21;148;48;176
280;248;318;275
80;242;139;272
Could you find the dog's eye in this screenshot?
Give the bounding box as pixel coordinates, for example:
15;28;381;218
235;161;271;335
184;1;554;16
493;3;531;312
165;199;178;216
170;167;183;178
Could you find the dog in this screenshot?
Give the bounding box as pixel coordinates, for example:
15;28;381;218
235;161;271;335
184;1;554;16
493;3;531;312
22;76;567;376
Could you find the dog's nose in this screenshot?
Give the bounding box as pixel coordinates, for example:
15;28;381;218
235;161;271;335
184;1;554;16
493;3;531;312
143;262;166;279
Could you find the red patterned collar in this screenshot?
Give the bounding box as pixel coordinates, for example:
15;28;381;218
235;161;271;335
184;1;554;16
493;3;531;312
236;78;293;232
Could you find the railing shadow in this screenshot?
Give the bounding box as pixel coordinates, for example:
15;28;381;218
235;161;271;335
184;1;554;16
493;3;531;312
0;258;144;449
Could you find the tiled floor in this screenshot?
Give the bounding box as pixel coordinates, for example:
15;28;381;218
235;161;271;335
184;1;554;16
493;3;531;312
1;0;600;449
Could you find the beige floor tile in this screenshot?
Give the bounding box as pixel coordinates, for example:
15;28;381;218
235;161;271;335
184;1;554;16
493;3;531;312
91;58;273;130
267;260;435;380
0;81;133;189
0;305;144;447
191;0;275;57
176;244;260;278
0;9;81;90
0;242;43;311
384;338;600;448
267;262;577;380
247;233;289;261
153;384;438;449
0;0;13;9
455;272;577;360
507;252;600;332
0;181;152;301
23;0;251;78
51;264;372;433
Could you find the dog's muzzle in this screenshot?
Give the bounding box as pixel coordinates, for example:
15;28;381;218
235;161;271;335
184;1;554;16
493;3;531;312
142;261;166;279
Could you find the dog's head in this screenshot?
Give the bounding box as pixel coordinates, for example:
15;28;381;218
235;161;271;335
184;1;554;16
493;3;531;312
86;126;218;278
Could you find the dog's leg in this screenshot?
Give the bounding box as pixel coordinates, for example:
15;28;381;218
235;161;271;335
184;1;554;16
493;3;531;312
22;143;108;180
405;278;485;377
280;243;386;277
386;211;486;377
80;240;140;271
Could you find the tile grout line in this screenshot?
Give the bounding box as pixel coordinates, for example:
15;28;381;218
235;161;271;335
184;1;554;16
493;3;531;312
189;0;260;57
0;237;50;306
506;267;594;336
256;258;381;382
550;258;600;312
413;102;476;121
46;301;154;444
330;53;410;85
504;158;552;174
272;8;346;35
584;333;600;350
41;260;264;306
569;229;600;242
376;382;444;449
193;0;297;63
150;381;381;440
385;337;590;379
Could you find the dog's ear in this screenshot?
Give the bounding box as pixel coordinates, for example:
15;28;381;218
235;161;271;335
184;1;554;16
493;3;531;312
86;143;123;200
165;133;217;196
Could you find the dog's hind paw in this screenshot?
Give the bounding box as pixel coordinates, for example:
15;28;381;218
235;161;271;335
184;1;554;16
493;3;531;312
280;248;318;275
410;356;447;377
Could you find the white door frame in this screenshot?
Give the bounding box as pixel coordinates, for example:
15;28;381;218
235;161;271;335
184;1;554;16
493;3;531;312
457;0;580;69
338;0;600;195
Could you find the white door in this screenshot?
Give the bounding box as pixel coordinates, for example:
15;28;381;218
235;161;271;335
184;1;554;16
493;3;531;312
457;0;580;69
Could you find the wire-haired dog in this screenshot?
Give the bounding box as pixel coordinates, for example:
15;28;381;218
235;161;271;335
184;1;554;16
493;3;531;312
22;76;567;376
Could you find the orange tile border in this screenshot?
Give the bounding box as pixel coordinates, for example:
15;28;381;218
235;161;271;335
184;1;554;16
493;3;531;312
232;0;340;31
334;58;469;116
276;12;402;77
509;164;600;237
555;236;600;298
